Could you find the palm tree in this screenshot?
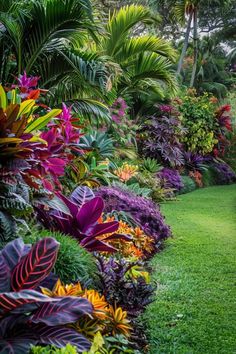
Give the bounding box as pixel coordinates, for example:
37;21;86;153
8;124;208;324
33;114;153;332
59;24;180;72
0;0;111;122
99;5;177;114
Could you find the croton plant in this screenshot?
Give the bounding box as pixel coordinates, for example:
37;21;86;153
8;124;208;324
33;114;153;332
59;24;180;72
37;186;131;253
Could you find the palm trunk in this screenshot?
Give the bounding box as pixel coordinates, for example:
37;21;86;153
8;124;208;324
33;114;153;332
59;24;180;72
176;11;193;75
190;8;198;87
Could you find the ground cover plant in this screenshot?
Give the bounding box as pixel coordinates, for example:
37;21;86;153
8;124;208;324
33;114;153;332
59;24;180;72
0;0;235;352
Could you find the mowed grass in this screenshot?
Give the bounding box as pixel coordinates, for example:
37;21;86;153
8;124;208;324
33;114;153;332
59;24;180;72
144;185;236;354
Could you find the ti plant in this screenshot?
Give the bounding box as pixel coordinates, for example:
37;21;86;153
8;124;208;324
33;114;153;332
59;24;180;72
37;186;130;253
0;237;93;353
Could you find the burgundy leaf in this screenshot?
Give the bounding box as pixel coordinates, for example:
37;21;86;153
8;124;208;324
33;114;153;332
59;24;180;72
0;255;10;292
90;221;119;237
81;238;117;253
104;233;132;241
77;197;104;232
1;238;26;271
34;325;91;352
11;238;59;291
30;296;93;326
0;290;57;315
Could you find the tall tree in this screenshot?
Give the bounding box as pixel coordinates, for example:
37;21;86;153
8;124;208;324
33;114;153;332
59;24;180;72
0;0;111;121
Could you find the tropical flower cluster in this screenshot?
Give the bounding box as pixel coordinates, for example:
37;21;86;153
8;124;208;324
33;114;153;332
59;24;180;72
0;36;235;353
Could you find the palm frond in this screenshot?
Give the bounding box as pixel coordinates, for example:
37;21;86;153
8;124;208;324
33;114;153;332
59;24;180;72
131;53;177;93
115;35;177;63
103;5;158;56
71;98;111;125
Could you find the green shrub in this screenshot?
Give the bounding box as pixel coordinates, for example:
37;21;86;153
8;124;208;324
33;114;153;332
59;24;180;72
30;344;77;354
201;167;217;187
179;175;197;194
23;228;96;285
179;92;218;155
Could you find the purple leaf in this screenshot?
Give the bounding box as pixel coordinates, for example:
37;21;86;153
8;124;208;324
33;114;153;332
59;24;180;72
56;193;78;217
0;255;10;292
0;290;58;315
90;221;119;237
80;238;117;253
70;186;95;208
30;296;93;326
77;197;104;232
104;233;132;241
1;238;26;270
0;338;36;354
34;325;91;352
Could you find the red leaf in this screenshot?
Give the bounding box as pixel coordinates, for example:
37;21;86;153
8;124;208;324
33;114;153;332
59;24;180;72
11;238;59;291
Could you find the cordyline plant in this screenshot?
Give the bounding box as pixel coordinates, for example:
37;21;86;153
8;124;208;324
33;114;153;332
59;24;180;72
37;186;131;253
0;237;93;353
138;113;185;167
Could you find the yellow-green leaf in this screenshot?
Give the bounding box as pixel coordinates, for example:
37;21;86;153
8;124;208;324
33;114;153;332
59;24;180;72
0;137;23;144
0;85;7;110
25;108;62;133
29;136;47;144
17;99;35;118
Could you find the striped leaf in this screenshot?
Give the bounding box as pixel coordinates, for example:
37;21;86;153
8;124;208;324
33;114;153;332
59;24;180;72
11;238;59;291
1;238;27;271
31;296;93;326
0;338;36;354
0;290;57;315
34;325;91;352
0;255;10;292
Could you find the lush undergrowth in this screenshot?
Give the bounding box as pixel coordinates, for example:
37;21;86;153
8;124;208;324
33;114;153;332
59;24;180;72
144;185;236;354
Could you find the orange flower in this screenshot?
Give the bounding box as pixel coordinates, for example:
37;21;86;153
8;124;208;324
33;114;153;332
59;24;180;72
82;289;109;319
41;279;83;297
114;163;138;182
108;305;132;337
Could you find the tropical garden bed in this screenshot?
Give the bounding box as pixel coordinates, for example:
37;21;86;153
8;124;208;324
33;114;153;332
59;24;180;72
0;0;235;353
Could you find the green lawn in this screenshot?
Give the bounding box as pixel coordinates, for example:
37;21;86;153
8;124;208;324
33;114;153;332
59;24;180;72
144;185;236;354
